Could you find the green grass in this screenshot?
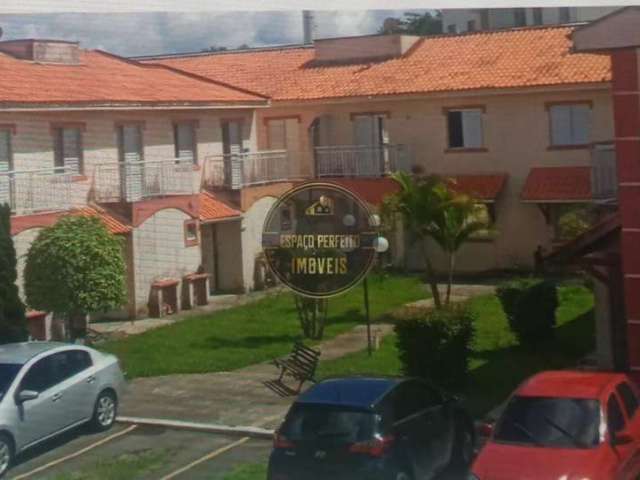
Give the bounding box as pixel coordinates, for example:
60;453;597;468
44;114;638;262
49;450;167;480
100;274;427;378
216;463;268;480
318;283;595;418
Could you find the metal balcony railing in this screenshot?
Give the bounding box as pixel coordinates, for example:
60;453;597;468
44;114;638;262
0;167;79;215
94;159;195;203
203;150;308;190
315;144;411;178
591;143;617;202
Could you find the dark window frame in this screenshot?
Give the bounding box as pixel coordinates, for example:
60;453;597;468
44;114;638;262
172;120;199;165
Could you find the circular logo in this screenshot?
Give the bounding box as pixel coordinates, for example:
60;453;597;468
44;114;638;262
262;182;378;298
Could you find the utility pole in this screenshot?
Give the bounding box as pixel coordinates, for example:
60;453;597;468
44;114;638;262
303;10;314;45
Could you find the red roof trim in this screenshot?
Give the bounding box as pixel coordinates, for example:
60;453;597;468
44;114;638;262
521;166;593;202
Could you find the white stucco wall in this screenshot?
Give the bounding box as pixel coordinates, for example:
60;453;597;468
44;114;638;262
131;208;202;313
241;196;277;292
13;227;42;300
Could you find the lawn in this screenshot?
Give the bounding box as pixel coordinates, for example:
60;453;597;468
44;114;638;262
100;274;427;378
317;283;595;418
217;463;268;480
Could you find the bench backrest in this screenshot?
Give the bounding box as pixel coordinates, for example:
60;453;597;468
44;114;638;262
291;342;321;374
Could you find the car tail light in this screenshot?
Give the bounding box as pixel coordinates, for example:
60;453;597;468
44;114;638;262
273;432;295;449
349;434;395;457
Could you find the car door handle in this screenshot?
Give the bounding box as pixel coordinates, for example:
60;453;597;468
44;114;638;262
52;392;62;402
87;375;96;384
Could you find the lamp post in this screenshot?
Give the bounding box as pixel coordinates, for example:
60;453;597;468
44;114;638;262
365;223;389;356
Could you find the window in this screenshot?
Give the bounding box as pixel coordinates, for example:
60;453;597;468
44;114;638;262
467;20;476;32
184;219;199;247
393;381;440;421
533;8;543;25
617;383;639;419
514;8;526;26
64;350;93;377
0;363;21;401
118;124;144;163
222;120;244;155
559;7;571;23
447;108;484;149
447;24;457;34
21;356;57;393
174;121;197;164
53;126;83;174
607;395;626;436
494;396;601;448
0;128;13;173
549;103;591;147
266;117;300;151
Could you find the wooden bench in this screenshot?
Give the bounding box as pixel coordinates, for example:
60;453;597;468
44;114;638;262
273;342;321;393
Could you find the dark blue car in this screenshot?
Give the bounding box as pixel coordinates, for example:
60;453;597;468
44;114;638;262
267;377;474;480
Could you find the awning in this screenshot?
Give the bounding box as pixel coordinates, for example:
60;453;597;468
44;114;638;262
522;166;592;203
321;178;400;206
446;174;508;202
199;192;242;223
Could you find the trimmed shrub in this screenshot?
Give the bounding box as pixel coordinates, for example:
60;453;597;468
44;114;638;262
394;304;475;388
496;278;559;346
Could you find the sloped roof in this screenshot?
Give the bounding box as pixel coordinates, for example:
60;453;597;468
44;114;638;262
447;174;508;202
522;166;593;202
0;49;266;108
324;177;400;206
199;192;241;222
73;205;132;234
147;25;611;102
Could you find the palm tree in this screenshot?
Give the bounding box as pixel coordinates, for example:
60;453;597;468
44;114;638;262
429;192;490;304
384;172;490;307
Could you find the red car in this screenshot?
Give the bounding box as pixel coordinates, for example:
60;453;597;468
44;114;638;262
470;371;640;480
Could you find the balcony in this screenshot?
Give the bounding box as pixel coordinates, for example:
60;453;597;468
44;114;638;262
202;150;308;190
315;144;411;178
591;143;617;202
0;167;81;215
94;159;196;203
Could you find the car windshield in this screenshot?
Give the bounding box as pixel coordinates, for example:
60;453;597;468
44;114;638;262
281;405;377;445
494;396;601;448
0;363;22;401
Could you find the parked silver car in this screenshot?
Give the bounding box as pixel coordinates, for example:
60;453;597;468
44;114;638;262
0;342;126;477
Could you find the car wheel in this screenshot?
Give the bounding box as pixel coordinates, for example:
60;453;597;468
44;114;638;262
0;433;13;479
452;416;475;467
91;390;117;432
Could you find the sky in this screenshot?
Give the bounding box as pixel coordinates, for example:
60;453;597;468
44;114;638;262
0;10;425;57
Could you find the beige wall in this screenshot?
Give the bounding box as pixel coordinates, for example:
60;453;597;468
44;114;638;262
14;227;42;299
131;207;202;313
241;195;277;292
255;86;613;272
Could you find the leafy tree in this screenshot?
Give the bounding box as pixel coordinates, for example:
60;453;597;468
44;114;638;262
202;45;228;52
24;216;127;341
380;11;443;36
0;204;27;343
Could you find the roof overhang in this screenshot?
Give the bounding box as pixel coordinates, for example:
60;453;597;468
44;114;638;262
521;166;593;203
0;102;269;113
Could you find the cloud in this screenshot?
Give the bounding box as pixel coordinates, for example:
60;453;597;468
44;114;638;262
0;10;424;56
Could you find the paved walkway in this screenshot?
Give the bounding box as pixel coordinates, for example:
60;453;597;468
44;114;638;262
119;283;496;430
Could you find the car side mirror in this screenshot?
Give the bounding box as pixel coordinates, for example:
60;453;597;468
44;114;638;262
611;430;634;446
17;390;39;403
479;422;495;438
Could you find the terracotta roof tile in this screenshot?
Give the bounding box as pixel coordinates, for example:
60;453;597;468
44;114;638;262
199;192;241;222
0;49;265;107
151;26;611;101
446;174;508;201
73;206;132;234
522;166;592;202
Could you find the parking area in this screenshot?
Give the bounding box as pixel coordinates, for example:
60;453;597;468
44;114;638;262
7;424;272;480
6;422;469;480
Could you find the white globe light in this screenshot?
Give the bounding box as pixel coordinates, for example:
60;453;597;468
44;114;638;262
369;214;381;227
342;213;356;227
373;236;389;253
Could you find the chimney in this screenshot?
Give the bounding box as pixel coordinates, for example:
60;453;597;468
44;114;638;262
303;10;314;45
0;39;80;64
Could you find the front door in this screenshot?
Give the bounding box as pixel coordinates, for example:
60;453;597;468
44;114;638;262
352;114;385;176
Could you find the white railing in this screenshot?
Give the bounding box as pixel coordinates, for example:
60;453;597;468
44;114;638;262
203;150;308;190
94;159;195;203
0;167;79;215
591;143;617;202
315;144;411;178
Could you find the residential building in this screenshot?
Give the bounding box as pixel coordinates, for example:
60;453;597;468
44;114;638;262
441;6;620;34
0;21;622;328
142;25;615;275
